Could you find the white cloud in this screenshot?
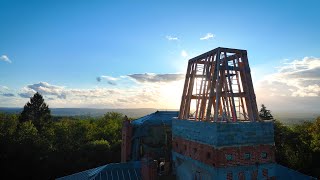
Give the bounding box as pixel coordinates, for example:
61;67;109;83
0;86;14;97
2;93;15;97
18;87;36;98
11;69;184;109
128;73;184;83
96;75;118;85
0;86;9;90
181;50;188;57
257;57;320;97
100;75;118;81
18;82;118;101
166;35;179;41
200;33;215;40
255;57;320;112
19;82;66;99
12;72;184;109
0;55;11;63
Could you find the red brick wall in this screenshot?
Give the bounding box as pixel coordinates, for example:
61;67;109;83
227;172;233;180
172;137;275;167
141;155;158;180
252;170;258;180
238;171;245;180
262;168;268;177
121;120;133;162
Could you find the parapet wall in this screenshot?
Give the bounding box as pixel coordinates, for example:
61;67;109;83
172;119;274;147
172;119;275;169
172;136;275;167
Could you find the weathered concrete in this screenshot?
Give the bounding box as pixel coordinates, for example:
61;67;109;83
172;119;274;148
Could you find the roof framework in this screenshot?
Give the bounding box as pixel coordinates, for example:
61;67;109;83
178;47;259;122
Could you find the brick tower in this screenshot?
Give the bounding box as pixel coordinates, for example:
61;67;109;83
172;47;311;179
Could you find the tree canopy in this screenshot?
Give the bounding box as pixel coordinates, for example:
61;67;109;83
0;111;126;179
19;92;51;130
0;99;319;179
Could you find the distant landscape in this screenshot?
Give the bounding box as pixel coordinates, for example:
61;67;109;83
0;107;173;119
1;107;318;125
273;111;320;125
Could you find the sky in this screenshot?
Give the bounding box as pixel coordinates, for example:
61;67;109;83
0;0;320;113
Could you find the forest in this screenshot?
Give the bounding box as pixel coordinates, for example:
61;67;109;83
0;93;319;179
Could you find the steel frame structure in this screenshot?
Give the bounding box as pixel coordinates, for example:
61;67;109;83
178;47;259;122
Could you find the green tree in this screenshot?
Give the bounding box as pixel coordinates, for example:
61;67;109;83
274;119;316;176
0;112;126;179
16;121;39;144
19;92;51;130
0;113;18;139
94;112;124;144
310;117;320;151
309;117;320;177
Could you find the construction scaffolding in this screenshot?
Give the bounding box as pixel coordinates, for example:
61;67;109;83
178;47;259;122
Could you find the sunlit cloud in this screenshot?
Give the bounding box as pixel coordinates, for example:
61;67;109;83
127;73;184;83
181;50;188;57
18;87;36;98
0;86;9;90
200;33;215;40
256;57;320;97
4;55;319;113
19;82;66;99
0;86;15;97
96;75;118;85
166;35;179;41
12;72;184;109
98;75;118;81
0;55;12;63
2;93;15;97
255;57;320;112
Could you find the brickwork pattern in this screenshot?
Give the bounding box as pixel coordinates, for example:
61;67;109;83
173;119;275;148
172;137;275;168
121;120;133;162
141;158;157;180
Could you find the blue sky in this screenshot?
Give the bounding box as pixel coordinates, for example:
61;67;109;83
1;0;320;112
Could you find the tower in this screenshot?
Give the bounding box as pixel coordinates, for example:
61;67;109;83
58;47;314;180
179;47;259;122
173;47;276;179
